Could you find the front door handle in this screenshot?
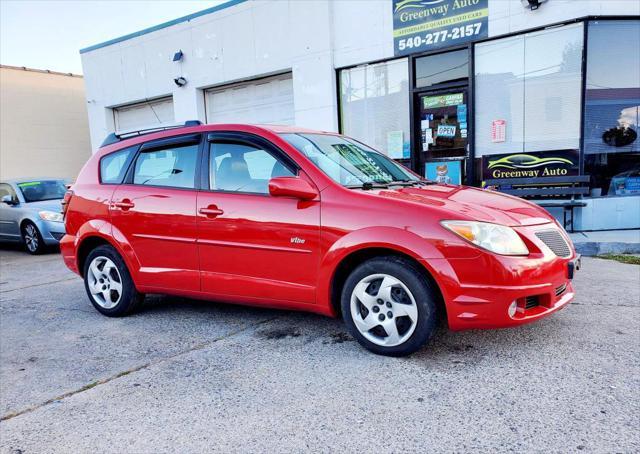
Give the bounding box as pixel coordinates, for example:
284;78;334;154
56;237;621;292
199;206;224;218
112;199;135;210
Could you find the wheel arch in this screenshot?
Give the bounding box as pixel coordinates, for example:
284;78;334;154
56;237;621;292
74;222;141;280
19;217;38;232
318;227;448;320
77;236;113;277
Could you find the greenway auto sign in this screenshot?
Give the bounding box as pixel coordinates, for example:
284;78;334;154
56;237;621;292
482;151;580;181
393;0;488;56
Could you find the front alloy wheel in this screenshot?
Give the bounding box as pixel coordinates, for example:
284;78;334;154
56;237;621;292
341;256;438;356
350;274;418;347
22;222;45;255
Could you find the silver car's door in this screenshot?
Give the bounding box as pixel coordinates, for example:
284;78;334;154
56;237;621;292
0;183;22;241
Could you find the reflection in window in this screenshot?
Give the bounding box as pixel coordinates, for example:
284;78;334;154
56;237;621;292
474;23;584;159
339;59;410;160
133;145;198;188
100;146;136;184
415;50;469;88
210;142;293;194
583;20;640;197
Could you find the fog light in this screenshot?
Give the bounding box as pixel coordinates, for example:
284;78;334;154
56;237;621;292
508;300;517;318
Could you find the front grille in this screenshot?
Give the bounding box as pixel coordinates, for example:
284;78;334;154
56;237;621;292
535;229;571;258
555;283;567;297
524;296;539;309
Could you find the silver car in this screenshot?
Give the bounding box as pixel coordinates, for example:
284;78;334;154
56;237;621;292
0;178;67;254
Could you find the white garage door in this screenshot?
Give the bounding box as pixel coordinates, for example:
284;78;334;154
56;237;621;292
205;73;294;126
114;97;175;133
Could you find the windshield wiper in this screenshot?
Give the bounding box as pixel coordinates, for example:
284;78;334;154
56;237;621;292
388;179;434;187
346;182;390;190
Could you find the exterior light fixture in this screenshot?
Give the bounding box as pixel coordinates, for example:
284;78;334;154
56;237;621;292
174;77;187;87
522;0;547;10
173;50;184;62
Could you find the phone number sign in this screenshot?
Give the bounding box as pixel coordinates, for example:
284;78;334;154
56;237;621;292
393;0;488;56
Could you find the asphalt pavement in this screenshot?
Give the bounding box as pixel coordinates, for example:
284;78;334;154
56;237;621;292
0;246;638;453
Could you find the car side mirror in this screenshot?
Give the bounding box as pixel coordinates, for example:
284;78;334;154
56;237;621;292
269;177;318;201
1;195;17;205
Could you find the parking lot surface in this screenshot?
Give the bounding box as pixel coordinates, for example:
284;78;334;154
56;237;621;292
0;247;638;453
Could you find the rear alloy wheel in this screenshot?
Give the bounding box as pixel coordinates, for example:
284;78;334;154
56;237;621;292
87;256;123;310
22;222;45;255
341;256;438;357
83;245;144;316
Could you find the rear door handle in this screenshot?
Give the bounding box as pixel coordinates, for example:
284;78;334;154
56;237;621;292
112;200;135;210
199;206;224;217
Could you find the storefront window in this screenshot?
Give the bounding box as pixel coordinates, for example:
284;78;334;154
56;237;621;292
584;20;640;197
339;59;410;160
415;49;469;88
474;23;584;183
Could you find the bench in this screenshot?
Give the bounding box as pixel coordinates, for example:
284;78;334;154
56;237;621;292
484;175;590;232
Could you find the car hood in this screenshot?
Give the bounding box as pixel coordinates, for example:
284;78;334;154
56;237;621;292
372;184;553;227
24;199;62;213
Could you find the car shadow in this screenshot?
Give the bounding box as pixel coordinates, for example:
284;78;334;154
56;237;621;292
0;242;60;255
133;293;552;360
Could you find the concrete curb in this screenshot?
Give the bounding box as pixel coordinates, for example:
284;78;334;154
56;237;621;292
569;229;640;257
574;241;640;256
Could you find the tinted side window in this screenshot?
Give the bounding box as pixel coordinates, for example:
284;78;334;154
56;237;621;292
100;146;136;184
210;141;294;194
0;183;17;200
133;144;198;189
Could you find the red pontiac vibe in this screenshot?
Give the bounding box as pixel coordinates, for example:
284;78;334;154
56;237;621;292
61;122;580;356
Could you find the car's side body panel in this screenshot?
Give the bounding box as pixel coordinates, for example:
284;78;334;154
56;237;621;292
110;184;200;292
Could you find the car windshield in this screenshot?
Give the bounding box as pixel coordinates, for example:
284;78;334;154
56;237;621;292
17;180;66;202
280;133;421;187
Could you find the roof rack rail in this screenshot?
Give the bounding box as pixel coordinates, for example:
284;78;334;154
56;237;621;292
100;120;202;147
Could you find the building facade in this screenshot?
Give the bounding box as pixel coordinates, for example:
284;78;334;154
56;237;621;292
0;65;91;180
80;0;640;231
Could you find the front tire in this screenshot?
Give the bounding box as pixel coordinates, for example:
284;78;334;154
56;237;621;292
83;245;144;317
341;256;438;357
22;221;46;255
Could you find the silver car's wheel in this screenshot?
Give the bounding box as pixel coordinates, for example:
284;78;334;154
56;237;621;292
22;222;45;255
24;224;39;253
350;273;419;347
86;256;123;309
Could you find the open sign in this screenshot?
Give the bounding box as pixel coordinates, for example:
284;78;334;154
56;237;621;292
437;125;457;138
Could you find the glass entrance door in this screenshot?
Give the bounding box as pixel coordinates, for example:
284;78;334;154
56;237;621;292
417;89;468;183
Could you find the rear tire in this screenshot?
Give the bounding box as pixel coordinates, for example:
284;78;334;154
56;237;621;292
341;256;438;357
83;245;144;317
22;221;46;255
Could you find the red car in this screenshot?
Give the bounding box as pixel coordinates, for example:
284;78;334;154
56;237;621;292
61;122;579;356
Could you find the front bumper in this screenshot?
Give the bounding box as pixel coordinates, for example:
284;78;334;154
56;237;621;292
446;278;575;330
39;220;66;245
431;224;578;331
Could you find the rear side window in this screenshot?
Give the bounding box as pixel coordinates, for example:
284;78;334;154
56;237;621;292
133;144;198;189
100;146;136;184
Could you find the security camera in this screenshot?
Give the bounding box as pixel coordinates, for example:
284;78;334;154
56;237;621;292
174;77;187;87
522;0;547;10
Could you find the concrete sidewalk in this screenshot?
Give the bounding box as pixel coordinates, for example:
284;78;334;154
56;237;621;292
570;229;640;256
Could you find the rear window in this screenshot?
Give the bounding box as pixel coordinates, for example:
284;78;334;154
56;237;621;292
100;146;137;184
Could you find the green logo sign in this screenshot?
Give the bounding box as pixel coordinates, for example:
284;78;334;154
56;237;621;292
482;151;580;180
423;93;464;109
393;0;488;56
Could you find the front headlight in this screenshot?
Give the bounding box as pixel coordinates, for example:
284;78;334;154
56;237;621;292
39;210;63;223
441;220;529;256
